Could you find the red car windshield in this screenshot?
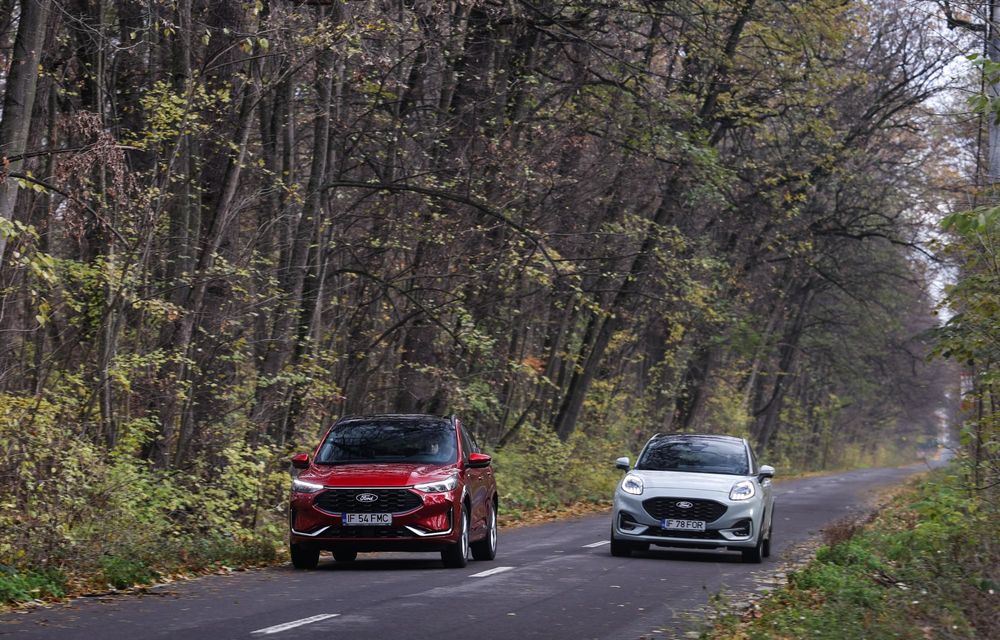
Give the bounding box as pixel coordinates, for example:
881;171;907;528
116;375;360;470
315;417;458;465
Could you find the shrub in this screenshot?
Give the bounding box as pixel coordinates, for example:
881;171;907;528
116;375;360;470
0;567;65;603
493;423;621;513
703;469;996;640
98;556;157;590
0;391;287;604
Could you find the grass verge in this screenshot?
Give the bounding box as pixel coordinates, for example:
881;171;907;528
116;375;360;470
0;535;277;611
702;468;998;640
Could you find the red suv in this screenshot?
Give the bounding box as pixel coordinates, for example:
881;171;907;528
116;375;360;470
288;414;498;569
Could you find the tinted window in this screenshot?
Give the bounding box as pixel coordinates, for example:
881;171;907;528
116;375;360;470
636;438;748;475
316;418;457;465
463;427;480;454
458;425;473;461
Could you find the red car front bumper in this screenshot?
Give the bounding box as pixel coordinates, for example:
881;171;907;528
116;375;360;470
289;487;463;552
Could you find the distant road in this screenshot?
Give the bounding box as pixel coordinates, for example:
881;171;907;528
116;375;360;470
0;464;931;639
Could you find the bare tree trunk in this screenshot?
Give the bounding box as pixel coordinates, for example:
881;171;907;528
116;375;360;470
0;0;51;259
751;285;816;451
988;1;1000;182
264;43;335;444
553;188;675;441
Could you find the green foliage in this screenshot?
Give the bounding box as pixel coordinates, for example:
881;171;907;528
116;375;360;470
0;391;284;603
0;567;65;604
98;556;157;590
703;470;996;640
493;424;620;514
702;378;752;436
0;0;963;609
190;443;288;540
933;156;1000;494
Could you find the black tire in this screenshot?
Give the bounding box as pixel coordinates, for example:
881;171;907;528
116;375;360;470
290;542;320;570
762;519;772;558
610;528;632;558
741;533;764;563
442;507;470;568
470;500;498;561
333;548;357;562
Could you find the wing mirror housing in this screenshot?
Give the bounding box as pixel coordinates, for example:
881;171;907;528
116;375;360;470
290;453;310;470
758;464;775;480
468;452;492;468
615;456;630;471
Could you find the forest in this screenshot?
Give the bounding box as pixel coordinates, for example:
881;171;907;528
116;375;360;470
0;0;994;598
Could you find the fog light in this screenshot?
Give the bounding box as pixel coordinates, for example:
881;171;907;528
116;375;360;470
618;512;640;531
416;512;451;532
731;519;752;537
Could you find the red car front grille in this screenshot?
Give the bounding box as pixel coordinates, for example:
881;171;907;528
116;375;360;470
314;488;423;514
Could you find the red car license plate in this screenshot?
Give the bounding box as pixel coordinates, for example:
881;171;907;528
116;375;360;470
342;513;391;526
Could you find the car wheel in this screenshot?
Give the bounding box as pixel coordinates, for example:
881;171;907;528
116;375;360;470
471;500;498;561
610;527;632;558
741;533;764;563
290;542;320;570
333;548;357;562
762;519;773;558
442;507;470;568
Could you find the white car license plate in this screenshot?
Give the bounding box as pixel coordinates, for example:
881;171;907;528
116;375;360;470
661;519;706;531
342;513;391;526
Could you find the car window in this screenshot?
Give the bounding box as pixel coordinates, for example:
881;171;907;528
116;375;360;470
635;438;749;475
465;427;480;453
315;418;457;465
458;425;474;461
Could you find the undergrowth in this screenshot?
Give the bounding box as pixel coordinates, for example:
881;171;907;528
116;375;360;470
0;398;626;608
3;386;921;611
0;393;284;607
492;423;622;518
703;469;999;640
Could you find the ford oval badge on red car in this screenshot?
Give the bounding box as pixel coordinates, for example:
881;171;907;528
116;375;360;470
356;493;379;503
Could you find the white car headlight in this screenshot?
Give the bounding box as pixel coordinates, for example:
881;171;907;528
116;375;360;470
292;478;324;494
413;475;459;493
729;480;756;501
621;474;644;495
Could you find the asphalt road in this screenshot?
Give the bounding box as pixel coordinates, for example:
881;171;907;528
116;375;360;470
0;464;931;640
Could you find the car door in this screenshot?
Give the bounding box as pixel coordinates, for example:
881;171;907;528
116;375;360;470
749;444;774;528
459;422;490;536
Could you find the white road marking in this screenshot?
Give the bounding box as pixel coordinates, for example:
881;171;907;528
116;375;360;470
468;566;515;578
251;614;340;635
583;540;610;548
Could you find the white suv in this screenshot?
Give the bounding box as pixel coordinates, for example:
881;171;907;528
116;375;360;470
611;434;775;563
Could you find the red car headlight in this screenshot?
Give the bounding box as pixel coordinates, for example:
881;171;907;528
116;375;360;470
291;479;324;494
413;476;458;493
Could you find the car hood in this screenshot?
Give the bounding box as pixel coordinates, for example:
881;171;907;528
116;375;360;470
630;470;743;493
301;462;459;487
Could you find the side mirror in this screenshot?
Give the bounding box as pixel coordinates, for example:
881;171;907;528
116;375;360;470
468;452;492;469
290;453;310;470
758;465;775;480
615;456;630;471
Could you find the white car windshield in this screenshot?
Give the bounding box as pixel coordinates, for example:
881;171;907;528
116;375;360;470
636;438;749;475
